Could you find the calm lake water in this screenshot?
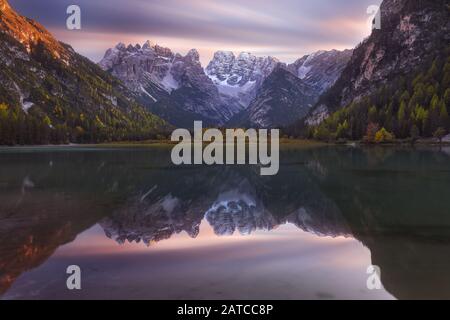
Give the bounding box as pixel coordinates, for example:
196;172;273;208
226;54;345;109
1;145;450;300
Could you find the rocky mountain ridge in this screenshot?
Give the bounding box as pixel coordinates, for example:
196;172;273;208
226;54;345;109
228;49;353;128
100;40;354;128
0;0;168;145
287;49;353;98
206;51;280;108
306;0;450;126
99;42;237;127
228;66;317;128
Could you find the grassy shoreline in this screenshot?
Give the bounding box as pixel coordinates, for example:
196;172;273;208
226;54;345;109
0;138;448;149
94;138;450;147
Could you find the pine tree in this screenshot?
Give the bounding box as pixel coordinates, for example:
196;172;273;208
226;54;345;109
410;125;420;143
439;99;449;129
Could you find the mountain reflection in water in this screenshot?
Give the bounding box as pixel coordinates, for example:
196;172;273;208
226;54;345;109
1;145;450;299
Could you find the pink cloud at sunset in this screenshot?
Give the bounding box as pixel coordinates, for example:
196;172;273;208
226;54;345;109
9;0;382;65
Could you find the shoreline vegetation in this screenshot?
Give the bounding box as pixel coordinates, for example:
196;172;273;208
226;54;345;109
0;138;449;149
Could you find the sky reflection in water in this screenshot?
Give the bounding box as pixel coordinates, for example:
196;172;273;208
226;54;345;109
4;222;393;300
1;145;450;300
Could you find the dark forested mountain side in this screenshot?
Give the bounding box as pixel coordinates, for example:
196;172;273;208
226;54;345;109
298;48;450;142
287;0;450;142
0;0;169;145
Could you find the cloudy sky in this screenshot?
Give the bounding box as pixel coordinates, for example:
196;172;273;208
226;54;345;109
9;0;382;66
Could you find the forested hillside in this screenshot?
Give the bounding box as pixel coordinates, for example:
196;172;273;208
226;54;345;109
0;1;169;145
304;48;450;142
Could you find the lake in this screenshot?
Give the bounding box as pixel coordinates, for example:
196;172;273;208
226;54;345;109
1;145;450;300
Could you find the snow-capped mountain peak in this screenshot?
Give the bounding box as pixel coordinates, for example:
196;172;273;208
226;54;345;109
229;49;353;128
287;49;353;95
99;41;241;127
98;42;353;128
206;51;280;107
99;41;177;94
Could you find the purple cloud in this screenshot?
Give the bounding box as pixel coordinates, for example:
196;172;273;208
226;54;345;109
8;0;382;65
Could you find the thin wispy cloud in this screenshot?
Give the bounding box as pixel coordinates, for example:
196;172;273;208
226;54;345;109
8;0;382;65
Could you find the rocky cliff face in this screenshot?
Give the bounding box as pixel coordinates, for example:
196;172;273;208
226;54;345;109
99;41;177;101
306;0;450;125
99;42;353;128
227;49;352;128
237;67;317;128
287;49;353;97
99;42;234;127
206;51;279;108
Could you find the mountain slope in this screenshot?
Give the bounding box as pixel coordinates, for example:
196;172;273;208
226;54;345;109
228;49;352;128
293;0;450;141
99;43;233;127
0;0;168;145
286;49;353;98
206;51;279;108
228;66;316;128
306;0;450;126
